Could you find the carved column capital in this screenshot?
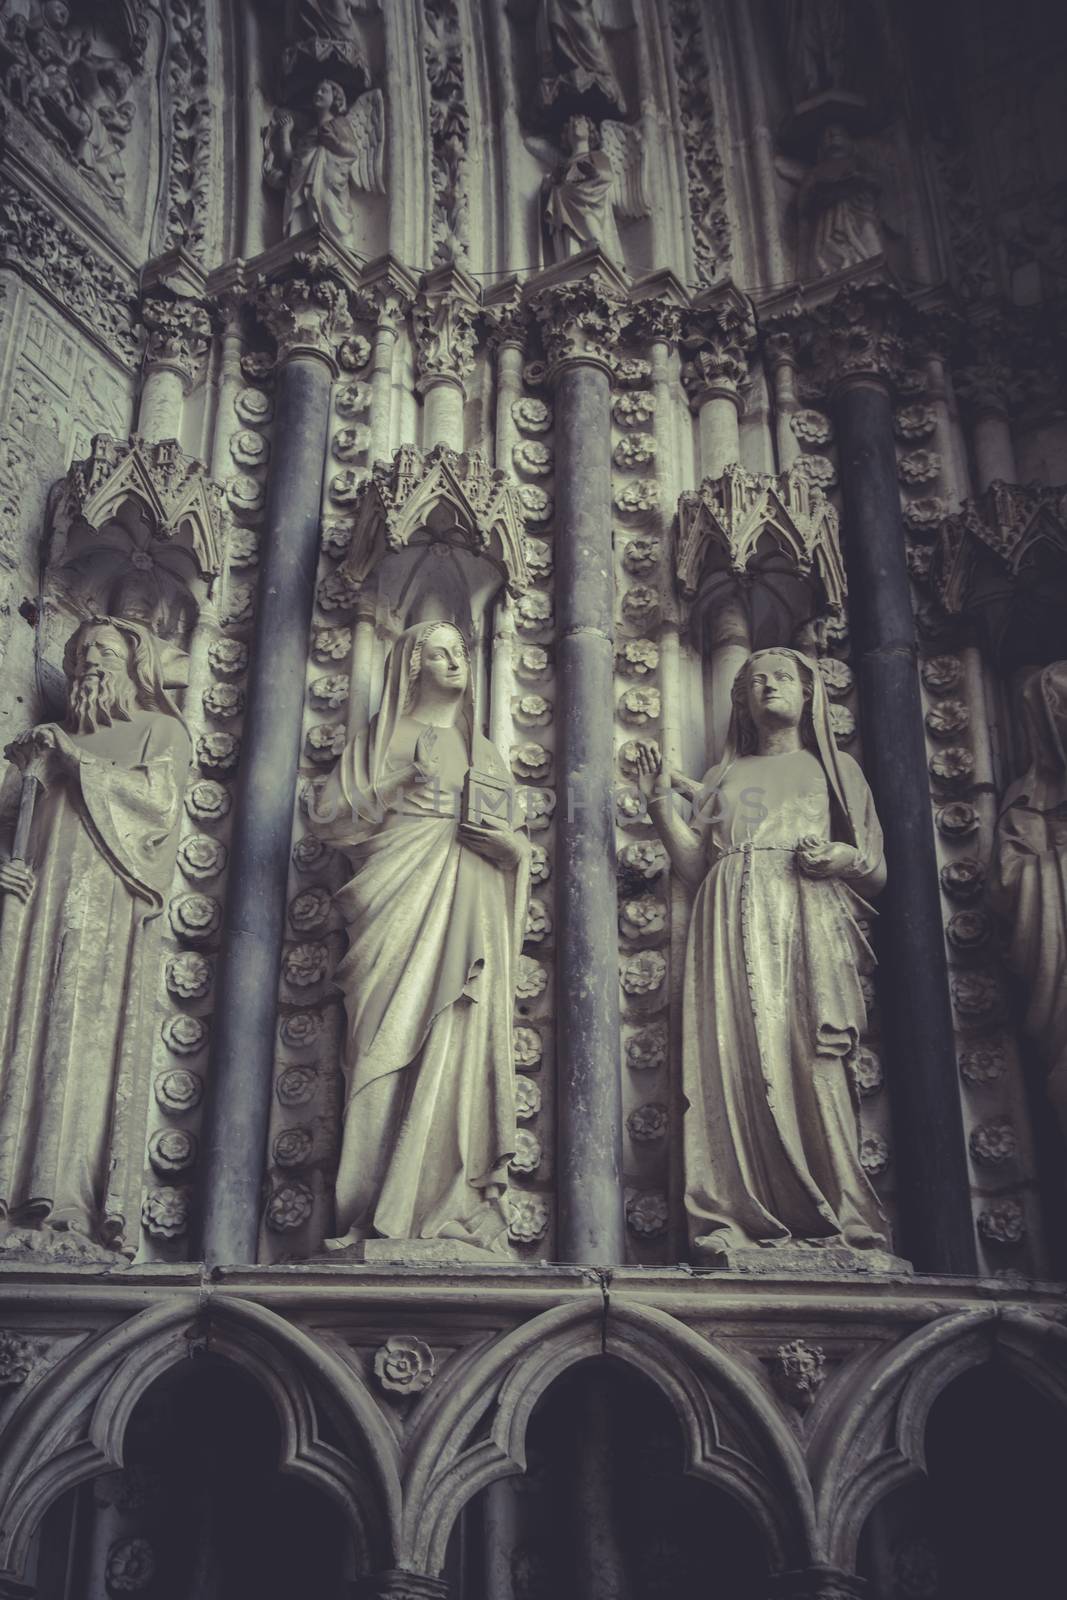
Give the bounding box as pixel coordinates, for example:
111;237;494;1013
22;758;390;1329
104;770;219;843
798;277;920;400
254;250;352;370
526;252;631;382
483;276;530;353
411;262;481;395
681;280;757;412
137;292;214;392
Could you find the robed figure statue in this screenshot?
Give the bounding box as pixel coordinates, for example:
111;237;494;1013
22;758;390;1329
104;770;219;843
992;661;1067;1141
0;618;191;1255
635;648;889;1261
311;622;530;1255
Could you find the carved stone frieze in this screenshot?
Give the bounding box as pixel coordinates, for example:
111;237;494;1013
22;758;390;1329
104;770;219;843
341;443;531;595
0;0;147;208
675;462;846;614
669;0;730;283
423;0;469;265
412;262;480;392
163;0;213;261
0;180;140;366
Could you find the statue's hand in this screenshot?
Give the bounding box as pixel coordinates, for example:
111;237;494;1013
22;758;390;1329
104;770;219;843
414;727;440;781
796;835;857;879
0;859;34;903
459;818;528;869
5;725;59;775
633;740;670;799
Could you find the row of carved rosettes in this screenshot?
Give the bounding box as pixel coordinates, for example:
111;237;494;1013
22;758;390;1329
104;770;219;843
147;362;271;1257
607;346;672;1259
507;354;556;1255
264;320;376;1258
898;424;1043;1272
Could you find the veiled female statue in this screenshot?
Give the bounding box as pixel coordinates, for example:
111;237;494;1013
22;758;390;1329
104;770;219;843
311;622;530;1255
992;661;1067;1138
635;648;889;1261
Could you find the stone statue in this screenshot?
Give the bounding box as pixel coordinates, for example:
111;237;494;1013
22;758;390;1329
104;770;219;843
311;621;530;1256
992;662;1067;1139
0;618;191;1255
262;76;385;249
635;648;889;1263
533;113;648;264
533;0;628;116
796;123;888;278
787;0;853;103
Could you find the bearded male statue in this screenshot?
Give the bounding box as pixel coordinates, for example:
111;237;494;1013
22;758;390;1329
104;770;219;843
0;617;191;1256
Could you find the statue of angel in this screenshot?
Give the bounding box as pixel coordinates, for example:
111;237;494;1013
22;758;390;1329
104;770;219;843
529;113;649;266
777;123;895;281
262;76;385;251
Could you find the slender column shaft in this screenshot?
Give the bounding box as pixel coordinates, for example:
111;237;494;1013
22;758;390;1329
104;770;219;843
201;351;334;1265
697;390;741;478
769;354;801;469
422;377;465;451
137;365;186;442
834;377;976;1275
368;321;398;465
972;409;1016;491
553;358;624;1263
707;591;751;763
494;341;523;469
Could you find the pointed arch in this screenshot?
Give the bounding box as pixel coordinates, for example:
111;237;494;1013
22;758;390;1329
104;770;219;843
814;1307;1067;1571
0;1295;401;1579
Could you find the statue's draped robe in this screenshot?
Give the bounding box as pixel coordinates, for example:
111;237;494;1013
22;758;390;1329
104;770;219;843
992;664;1067;1125
544;147;622;261
668;747;887;1253
279;117;362;241
536;0;624;105
0;712;190;1252
313;696;528;1250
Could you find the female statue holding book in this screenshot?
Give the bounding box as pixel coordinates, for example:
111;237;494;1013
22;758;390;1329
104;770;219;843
634;648;889;1262
311;621;529;1255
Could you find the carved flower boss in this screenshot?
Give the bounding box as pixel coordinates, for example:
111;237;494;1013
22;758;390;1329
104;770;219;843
374;1334;436;1394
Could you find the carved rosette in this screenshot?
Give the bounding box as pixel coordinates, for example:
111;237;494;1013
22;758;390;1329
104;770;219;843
412;265;480;396
254;252;352;368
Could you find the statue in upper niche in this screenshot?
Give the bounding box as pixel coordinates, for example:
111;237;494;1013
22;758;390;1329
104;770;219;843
992;662;1067;1142
783;1;893;120
634;649;890;1263
532;112;648;264
780;122;890;280
290;0;380;39
509;0;633;120
262;76;385;248
0;618;191;1256
310;622;531;1257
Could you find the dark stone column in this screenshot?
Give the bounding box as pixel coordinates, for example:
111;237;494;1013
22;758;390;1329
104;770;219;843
552;354;625;1263
201;345;334;1266
768;1568;866;1600
834;374;977;1275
